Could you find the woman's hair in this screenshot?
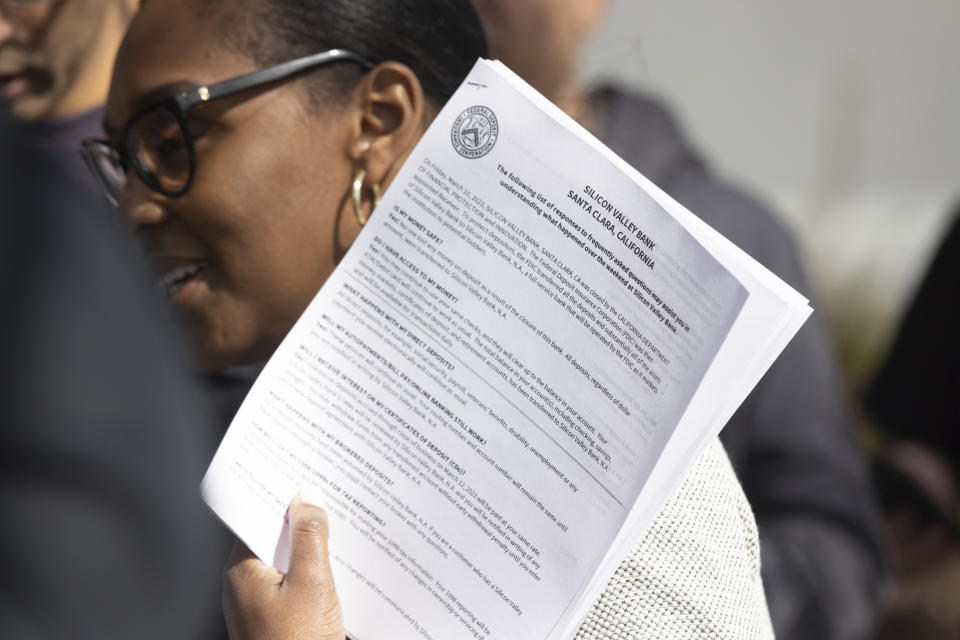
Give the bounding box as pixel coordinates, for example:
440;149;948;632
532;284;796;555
229;0;487;108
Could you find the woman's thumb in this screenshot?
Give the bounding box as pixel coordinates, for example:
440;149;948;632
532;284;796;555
283;487;336;589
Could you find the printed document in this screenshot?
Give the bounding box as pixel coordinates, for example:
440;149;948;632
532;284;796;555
202;59;811;640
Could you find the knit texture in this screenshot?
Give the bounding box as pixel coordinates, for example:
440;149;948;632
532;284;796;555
575;439;775;639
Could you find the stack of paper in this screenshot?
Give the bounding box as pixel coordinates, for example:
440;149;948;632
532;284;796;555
202;59;810;640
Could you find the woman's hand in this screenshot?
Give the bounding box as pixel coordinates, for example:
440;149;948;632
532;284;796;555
223;488;345;640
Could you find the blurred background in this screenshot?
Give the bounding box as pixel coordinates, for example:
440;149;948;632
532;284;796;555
583;0;959;392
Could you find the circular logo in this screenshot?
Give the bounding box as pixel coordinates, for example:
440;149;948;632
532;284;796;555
451;105;499;159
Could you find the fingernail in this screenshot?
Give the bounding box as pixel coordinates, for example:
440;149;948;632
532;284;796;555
298;486;327;509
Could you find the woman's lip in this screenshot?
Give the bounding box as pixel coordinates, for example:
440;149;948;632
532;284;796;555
155;254;212;274
0;74;28;102
168;266;212;306
158;259;214;302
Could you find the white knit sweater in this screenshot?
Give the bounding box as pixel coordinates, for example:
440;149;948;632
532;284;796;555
575;439;775;639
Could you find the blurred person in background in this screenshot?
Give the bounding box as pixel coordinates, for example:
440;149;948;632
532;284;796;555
0;116;222;639
867;206;960;638
0;0;135;191
470;1;890;638
867;205;960;480
1;120;336;640
2;5;233;637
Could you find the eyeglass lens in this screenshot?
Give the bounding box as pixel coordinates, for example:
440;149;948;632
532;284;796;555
126;108;192;195
82;142;126;205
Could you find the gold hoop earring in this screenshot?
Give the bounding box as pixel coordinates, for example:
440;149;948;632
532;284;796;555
351;169;382;227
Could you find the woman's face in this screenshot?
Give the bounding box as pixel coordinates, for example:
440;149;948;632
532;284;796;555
105;1;361;371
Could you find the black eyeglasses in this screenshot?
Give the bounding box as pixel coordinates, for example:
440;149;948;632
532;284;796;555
81;48;374;206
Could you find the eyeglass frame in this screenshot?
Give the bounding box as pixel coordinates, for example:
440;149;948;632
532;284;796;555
81;48;375;206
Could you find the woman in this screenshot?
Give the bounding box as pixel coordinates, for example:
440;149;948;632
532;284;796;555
84;0;773;638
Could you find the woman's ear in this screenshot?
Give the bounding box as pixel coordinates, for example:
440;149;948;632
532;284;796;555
348;62;427;190
334;63;427;257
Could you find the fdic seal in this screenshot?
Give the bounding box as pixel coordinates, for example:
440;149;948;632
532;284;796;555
451;105;499;159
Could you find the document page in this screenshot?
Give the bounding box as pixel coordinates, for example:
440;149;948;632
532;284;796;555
204;60;754;640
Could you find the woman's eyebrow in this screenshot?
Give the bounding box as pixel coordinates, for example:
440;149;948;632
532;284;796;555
104;81;201;134
129;82;198;113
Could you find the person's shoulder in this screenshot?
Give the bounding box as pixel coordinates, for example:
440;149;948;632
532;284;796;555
591;86;678;135
590;85;689;184
675;166;804;289
591;84;805;290
577;439;774;640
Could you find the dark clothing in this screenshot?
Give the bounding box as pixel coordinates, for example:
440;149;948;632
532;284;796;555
591;86;889;640
867;207;960;466
0;117;225;640
4;107;105;197
203;363;264;429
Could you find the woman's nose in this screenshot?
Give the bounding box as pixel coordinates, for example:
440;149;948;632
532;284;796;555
120;179;171;230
